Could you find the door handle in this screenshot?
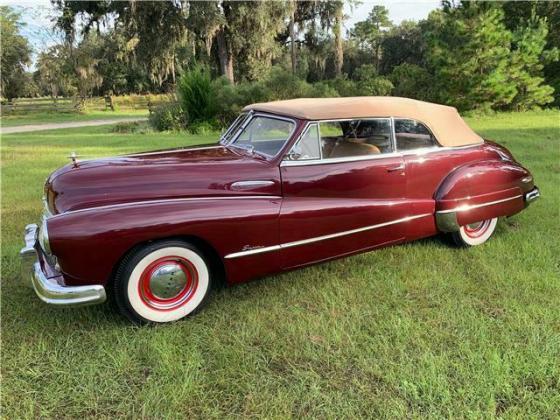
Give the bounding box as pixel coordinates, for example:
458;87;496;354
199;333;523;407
230;180;275;191
386;163;405;172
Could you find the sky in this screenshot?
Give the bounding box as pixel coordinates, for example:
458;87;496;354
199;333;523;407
1;0;441;67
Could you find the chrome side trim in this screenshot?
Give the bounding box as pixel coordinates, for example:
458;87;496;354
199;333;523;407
436;195;523;214
30;262;106;307
230;180;275;190
51;195;282;218
281;152;402;167
225;245;281;259
224;213;432;259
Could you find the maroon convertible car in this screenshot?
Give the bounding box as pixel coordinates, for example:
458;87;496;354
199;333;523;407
21;97;539;323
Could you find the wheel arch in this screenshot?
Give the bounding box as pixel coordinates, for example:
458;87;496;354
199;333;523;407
106;234;227;291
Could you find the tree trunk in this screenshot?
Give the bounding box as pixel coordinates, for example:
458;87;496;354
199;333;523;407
216;27;234;84
290;3;296;74
334;5;344;77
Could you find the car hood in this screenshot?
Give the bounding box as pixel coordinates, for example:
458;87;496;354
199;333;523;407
45;144;281;214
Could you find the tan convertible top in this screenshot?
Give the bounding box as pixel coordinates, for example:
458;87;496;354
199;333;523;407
243;97;483;147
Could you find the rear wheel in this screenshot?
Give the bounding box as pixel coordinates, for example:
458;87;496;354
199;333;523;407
114;240;212;324
451;217;498;247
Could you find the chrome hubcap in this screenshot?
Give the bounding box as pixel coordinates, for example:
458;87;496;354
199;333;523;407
149;263;188;299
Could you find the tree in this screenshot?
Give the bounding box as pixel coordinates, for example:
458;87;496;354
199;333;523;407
352;64;393;95
352;6;392;73
380;20;424;75
54;0;188;87
0;6;32;99
389;63;433;101
508;13;558;110
332;1;344;77
423;5;516;110
36;45;76;98
501;1;560;105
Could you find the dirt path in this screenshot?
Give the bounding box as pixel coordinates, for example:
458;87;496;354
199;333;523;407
1;117;148;134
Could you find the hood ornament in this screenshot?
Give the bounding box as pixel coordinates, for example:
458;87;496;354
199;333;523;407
68;151;79;167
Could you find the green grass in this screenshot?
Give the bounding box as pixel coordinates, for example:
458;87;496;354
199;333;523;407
0;109;148;127
1;111;559;418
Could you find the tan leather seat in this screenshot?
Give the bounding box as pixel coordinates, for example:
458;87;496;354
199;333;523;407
328;139;380;158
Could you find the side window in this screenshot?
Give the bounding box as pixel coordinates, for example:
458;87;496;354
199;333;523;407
287;124;321;161
321;119;392;159
394;119;438;151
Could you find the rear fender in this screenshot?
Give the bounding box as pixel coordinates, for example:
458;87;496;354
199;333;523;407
435;159;534;232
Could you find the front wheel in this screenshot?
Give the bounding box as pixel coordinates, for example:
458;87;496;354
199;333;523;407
451;217;498;247
114;240;212;324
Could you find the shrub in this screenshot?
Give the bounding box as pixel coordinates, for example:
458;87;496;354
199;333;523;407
148;102;187;131
177;65;217;123
211;66;339;125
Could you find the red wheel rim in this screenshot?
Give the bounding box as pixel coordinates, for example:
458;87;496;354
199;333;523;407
138;256;198;311
463;220;491;239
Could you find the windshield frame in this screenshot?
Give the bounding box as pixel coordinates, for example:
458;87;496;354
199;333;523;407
225;112;297;159
219;111;252;145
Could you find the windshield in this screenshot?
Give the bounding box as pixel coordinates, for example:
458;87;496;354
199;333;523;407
229;115;295;157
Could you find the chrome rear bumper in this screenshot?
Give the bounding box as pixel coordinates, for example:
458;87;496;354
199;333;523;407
524;186;540;206
20;224;106;307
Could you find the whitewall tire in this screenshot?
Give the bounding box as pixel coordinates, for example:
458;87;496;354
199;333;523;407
451;217;498;247
114;240;212;324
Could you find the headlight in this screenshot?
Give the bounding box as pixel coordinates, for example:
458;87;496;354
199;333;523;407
38;217;51;255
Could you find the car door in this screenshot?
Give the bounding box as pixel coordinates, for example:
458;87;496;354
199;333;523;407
279;118;410;270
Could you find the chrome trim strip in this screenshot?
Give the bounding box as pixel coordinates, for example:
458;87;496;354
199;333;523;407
52;196;282;218
224;213;432;259
230;180;275;190
281;152;403;167
436;195;523;214
225;245;281;259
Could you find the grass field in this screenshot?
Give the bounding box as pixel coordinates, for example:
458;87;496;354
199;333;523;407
1;111;559;418
0;109;148;127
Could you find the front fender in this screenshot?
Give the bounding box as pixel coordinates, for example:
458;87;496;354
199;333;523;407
47;197;281;286
434;159;534;232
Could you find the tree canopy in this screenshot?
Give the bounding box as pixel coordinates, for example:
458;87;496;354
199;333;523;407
1;6;32;99
1;1;558;112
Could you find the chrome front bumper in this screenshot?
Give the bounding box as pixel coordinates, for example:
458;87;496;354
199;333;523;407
20;224;106;307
